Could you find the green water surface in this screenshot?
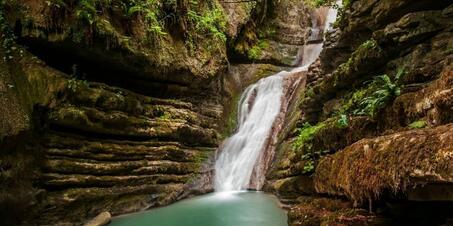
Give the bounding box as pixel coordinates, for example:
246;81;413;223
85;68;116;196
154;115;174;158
109;191;288;226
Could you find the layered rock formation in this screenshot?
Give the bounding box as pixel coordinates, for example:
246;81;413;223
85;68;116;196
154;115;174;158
267;1;453;225
0;0;312;225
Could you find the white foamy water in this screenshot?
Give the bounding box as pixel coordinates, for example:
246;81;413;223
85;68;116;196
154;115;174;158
215;4;339;192
215;73;285;191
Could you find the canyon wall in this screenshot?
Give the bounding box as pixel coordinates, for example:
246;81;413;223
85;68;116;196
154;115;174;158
0;0;311;225
267;0;453;225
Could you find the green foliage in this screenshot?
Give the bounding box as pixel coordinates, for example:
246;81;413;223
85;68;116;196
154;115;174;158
67;64;89;92
305;0;333;7
408;120;426;129
360;39;377;50
247;40;269;60
126;0;167;36
76;0;97;25
67;78;89;92
293;122;325;150
303;159;314;173
305;0;353;8
336;114;349;128
301;149;330;173
352;69;404;118
342;0;354;8
306;88;315;98
54;0;227;43
188;3;227;43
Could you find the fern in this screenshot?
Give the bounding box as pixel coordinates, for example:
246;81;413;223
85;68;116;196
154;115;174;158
353;69;404;117
188;5;226;42
76;0;97;25
126;0;167;37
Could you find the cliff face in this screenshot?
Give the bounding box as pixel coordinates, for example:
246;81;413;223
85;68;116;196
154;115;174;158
267;1;453;225
0;0;311;225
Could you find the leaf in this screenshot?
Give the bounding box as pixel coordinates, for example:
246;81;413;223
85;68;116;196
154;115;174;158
128;5;143;15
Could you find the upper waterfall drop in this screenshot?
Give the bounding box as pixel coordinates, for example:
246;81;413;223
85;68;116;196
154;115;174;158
214;4;340;192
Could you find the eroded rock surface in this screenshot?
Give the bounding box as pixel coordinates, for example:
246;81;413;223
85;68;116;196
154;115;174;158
268;2;453;225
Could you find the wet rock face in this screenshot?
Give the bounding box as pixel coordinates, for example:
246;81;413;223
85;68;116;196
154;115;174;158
321;0;452;73
5;0;229;88
228;0;313;66
31;80;221;225
268;1;453;225
0;47;222;225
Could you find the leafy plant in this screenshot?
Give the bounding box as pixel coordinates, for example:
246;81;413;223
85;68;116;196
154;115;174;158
247;40;268;60
76;0;97;25
67;64;89;92
301;149;330;174
352;69;404;117
188;5;226;43
126;0;167;36
361;39;377;50
336;114;349;128
67;78;89;92
293;122;325;150
303;159;314;173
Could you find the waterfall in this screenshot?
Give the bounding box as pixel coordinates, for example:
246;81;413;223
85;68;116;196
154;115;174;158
214;4;339;192
214;73;285;191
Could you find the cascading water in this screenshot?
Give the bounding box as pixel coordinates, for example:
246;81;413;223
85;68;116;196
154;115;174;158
214;4;339;192
109;4;341;226
215;73;285;191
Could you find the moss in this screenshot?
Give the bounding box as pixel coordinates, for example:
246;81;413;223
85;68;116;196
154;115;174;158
222;94;240;138
293;122;326;150
247;40;269;60
315;124;453;205
7;0;229;80
408;120;426;129
332;39;384;88
306;88;315;98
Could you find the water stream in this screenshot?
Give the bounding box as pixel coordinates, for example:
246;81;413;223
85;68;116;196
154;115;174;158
214;4;338;192
215;73;284;191
109;5;338;226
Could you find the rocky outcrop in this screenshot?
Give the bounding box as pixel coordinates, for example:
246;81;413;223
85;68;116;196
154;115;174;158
0;44;222;225
1;0;313;224
5;0;229;85
268;1;453;225
228;0;313;66
315;123;453;204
